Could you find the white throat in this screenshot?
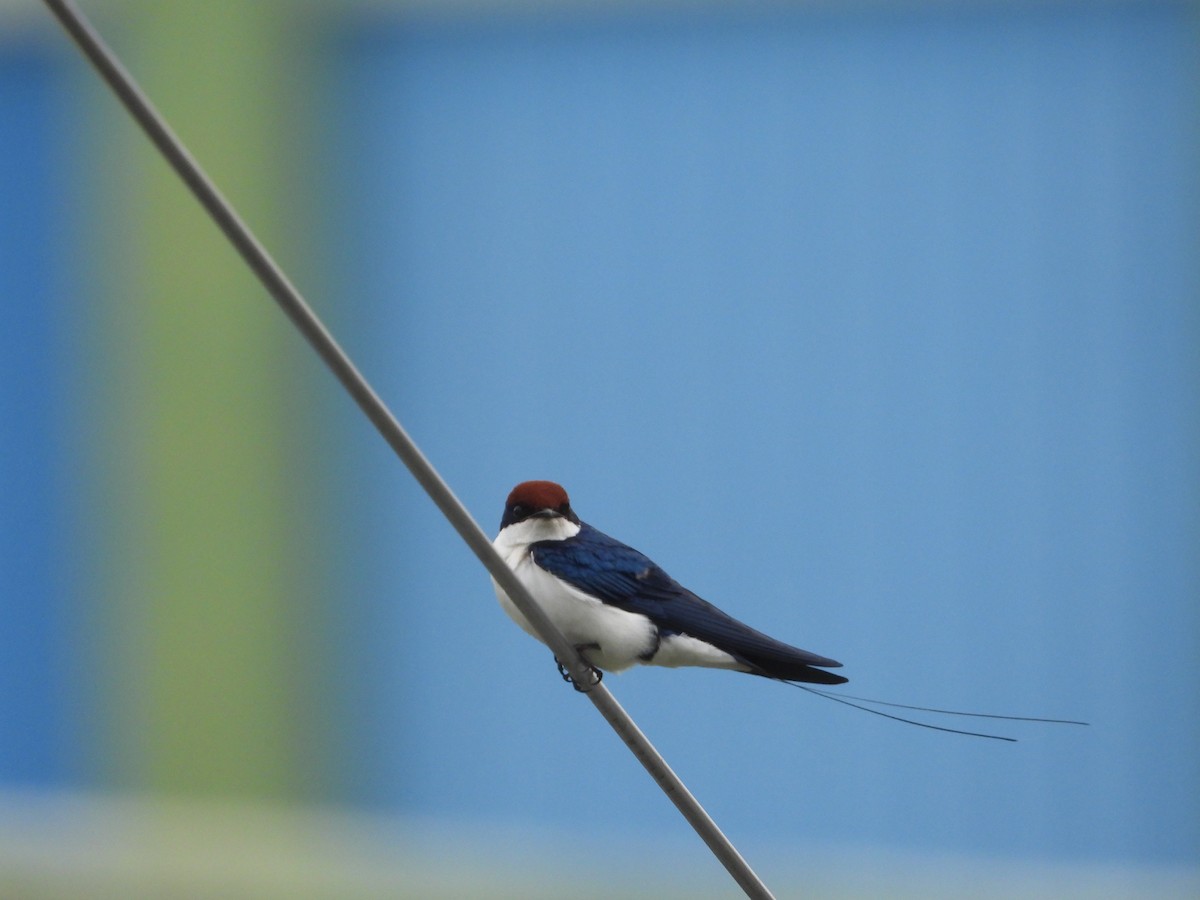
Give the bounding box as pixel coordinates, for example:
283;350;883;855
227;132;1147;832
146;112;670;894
494;516;581;563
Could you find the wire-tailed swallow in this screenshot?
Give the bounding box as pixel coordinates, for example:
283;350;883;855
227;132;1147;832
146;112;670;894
492;480;847;686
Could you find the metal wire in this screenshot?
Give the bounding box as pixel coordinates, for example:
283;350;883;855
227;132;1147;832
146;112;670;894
41;2;776;897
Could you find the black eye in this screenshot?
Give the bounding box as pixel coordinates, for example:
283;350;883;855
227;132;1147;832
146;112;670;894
511;504;528;519
558;503;570;515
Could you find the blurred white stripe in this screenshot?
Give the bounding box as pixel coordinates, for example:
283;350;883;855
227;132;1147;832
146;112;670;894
0;790;1195;899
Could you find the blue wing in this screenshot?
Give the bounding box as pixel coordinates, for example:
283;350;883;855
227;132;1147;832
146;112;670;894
530;523;847;685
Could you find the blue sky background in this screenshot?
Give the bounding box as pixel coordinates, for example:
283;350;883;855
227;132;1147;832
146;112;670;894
0;37;78;792
323;0;1198;870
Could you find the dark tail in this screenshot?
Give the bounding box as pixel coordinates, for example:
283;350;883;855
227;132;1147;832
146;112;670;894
748;659;848;685
738;647;848;685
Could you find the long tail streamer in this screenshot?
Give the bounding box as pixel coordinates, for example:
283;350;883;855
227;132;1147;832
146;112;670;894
791;684;1089;742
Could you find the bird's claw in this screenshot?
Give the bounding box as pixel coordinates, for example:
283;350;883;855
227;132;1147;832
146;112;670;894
555;657;602;692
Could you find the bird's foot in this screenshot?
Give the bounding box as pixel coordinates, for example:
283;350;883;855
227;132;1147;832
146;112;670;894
555;656;603;692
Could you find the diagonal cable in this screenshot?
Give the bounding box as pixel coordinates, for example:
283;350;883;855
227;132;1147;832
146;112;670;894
40;2;776;897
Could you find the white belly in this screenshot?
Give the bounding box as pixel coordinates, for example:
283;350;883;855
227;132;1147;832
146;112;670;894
492;543;656;672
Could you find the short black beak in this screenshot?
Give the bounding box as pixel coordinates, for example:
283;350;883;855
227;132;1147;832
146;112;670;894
531;508;561;519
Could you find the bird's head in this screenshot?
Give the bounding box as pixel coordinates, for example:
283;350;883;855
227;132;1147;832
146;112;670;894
500;480;581;533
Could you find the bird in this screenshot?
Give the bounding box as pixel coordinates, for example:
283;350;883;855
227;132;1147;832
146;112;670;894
492;480;847;687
